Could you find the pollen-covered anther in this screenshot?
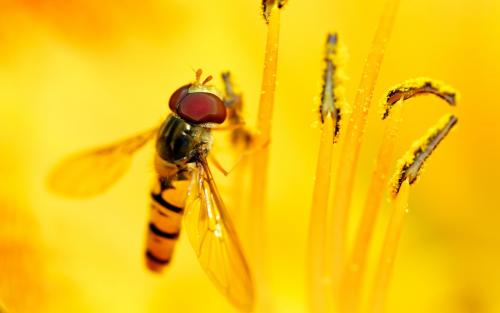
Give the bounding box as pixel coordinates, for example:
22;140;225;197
382;78;458;119
390;114;458;197
319;32;345;142
262;0;287;23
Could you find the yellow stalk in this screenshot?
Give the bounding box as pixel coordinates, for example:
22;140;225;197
390;114;458;196
250;1;284;311
370;113;458;313
307;32;344;313
369;180;410;313
341;78;457;312
328;0;400;294
339;103;402;313
307;114;335;313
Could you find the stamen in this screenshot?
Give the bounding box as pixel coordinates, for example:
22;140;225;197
327;0;401;300
250;0;285;310
370;114;457;313
307;33;343;313
340;76;457;311
382;78;458;119
339;101;403;313
262;0;287;23
370;180;410;313
354;81;459;313
391;114;458;197
319;33;344;142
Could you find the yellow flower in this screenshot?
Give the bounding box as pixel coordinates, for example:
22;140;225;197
0;1;499;313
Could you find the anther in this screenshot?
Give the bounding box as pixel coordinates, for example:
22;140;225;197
262;0;288;23
382;78;457;119
391;114;458;197
319;33;343;142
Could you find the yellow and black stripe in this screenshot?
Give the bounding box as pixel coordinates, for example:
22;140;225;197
145;173;190;272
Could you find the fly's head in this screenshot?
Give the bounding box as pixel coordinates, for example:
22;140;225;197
169;69;227;127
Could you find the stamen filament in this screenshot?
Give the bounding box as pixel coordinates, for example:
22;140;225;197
308;114;335;313
370;114;458;313
327;0;400;297
339;101;403;313
369;180;410;313
307;32;343;313
250;1;286;311
342;79;457;313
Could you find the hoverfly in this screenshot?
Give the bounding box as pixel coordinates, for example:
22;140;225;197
48;69;254;312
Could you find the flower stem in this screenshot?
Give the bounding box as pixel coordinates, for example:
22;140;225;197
307;114;335;313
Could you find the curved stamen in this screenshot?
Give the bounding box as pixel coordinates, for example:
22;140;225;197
391;114;458;197
382;78;458;119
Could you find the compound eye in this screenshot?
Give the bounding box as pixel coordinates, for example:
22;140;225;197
177;92;227;124
168;84;191;112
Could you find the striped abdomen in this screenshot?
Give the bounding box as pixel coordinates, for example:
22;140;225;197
145;164;191;272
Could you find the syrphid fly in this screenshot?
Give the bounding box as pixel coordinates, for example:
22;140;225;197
48;69;254;312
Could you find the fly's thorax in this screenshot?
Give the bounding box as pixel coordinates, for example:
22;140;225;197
156;114;213;165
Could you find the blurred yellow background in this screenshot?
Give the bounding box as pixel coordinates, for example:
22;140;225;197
1;0;499;312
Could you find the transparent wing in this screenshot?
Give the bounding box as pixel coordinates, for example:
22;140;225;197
47;127;158;198
184;158;254;312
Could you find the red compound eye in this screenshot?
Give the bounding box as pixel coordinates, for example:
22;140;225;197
177;92;227;124
168;84;191;112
